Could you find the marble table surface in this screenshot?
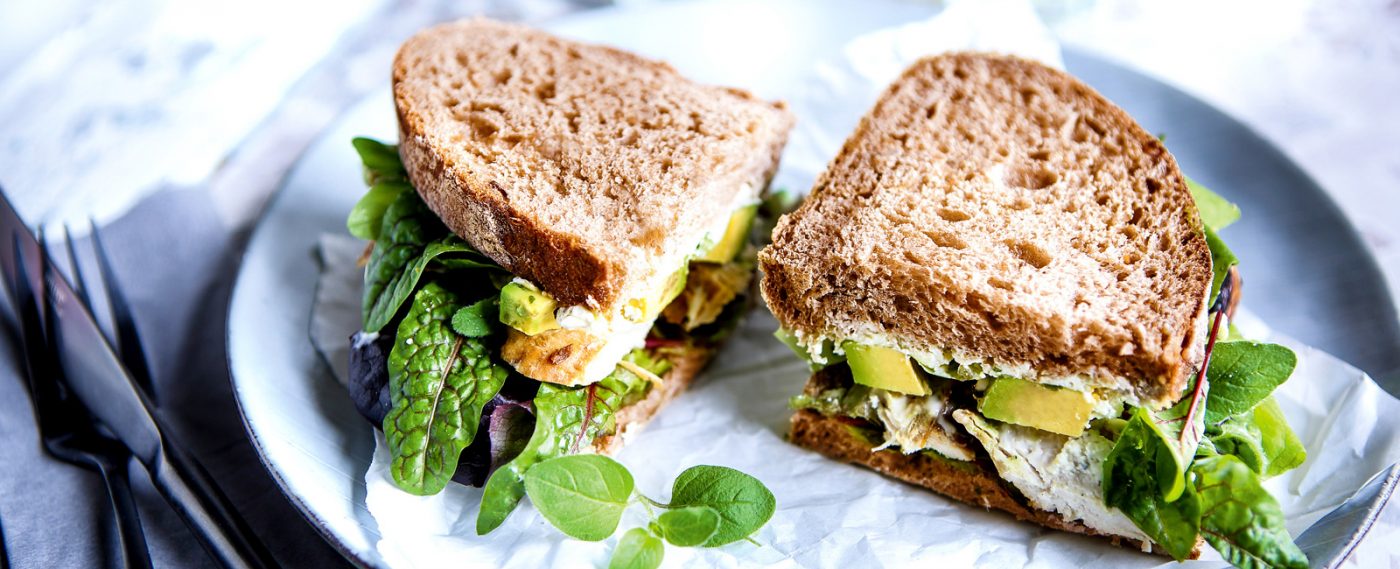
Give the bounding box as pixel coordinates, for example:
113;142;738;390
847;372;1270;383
0;0;1396;567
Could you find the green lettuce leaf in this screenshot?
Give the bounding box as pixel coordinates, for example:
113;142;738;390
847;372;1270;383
788;384;878;423
364;221;498;333
352;137;407;185
383;282;509;495
1193;454;1309;569
1210;397;1305;478
1187;177;1241;232
1101;408;1203;560
361;190;444;332
476;354;653;534
1205;225;1238;302
1204;342;1297;424
347;181;410;240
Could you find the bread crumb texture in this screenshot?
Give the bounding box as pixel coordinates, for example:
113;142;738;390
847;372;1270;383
395;19;792;309
760;53;1211;405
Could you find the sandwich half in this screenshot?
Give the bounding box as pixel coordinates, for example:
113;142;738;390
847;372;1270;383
341;19;793;531
762;53;1308;568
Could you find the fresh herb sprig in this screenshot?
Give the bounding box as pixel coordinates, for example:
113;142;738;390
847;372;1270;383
516;454;775;569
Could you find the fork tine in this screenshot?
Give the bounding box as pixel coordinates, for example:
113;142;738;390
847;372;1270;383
62;224;94;313
88;219;157;404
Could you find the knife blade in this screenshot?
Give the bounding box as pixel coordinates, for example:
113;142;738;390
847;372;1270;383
0;191;276;569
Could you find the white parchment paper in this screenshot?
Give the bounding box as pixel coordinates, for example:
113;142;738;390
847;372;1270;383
308;1;1400;566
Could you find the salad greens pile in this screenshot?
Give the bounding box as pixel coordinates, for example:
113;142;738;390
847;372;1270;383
345;137;775;562
1098;180;1307;568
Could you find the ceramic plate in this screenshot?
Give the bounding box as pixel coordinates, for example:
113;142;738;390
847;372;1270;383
227;0;1400;566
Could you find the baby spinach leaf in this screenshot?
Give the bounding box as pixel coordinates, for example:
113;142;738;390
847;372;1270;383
1250;398;1306;478
523;454;634;541
656;506;721;547
1187;177;1240;232
1138;380;1209;502
668;465;776;547
452;298;498;338
383;283;509;495
1208;416;1266;474
362;191;444;332
1205;342;1297;424
1193;455;1309;569
477;365;651;534
609;528;664;569
365;232;487;333
1102;409;1203;560
352;137;406;184
347;181;410;241
1205;226;1238;302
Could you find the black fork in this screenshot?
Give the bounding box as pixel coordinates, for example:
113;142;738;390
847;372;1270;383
63;223;156;404
4;232;152;569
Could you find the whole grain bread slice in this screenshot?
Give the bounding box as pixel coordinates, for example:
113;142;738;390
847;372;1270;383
789;408;1202;559
759;53;1211;407
395;19;793;313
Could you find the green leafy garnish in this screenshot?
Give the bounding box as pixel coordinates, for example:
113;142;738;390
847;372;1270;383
655;506;722;547
1205;226;1238;302
523;455;635;541
789;384;878;423
1193;454;1309;569
493;454;775;566
451;298;498;338
383;282;509;495
609;528;664;569
1204;342;1297;424
1102;409;1203;560
667;465;776;547
477;362;652;534
347;181;410;240
364;228;493;333
1209;398;1305;478
352;137;407;184
1249;398;1307;478
362;190;439;332
1187;177;1241;232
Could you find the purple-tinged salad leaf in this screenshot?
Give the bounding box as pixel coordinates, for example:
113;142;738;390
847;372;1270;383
348;330;394;425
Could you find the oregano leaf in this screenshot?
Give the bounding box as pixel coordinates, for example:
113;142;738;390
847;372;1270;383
523;454;634;541
669;465;775;546
656;506;721;547
609;528;663;569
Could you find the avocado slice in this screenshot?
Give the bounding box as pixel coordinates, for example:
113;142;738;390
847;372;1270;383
499;281;560;335
842;341;930;396
979;377;1093;436
697;205;758;263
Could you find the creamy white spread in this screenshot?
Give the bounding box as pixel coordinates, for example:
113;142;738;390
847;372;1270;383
513;182;761;385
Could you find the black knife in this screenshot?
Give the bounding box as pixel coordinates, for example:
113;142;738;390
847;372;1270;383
0;191;278;569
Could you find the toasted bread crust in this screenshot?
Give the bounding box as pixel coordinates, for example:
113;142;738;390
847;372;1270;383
394;19;792;310
593;345;714;454
789;409;1202;559
760;53;1212;407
